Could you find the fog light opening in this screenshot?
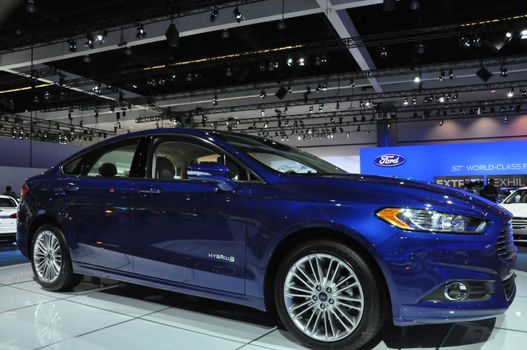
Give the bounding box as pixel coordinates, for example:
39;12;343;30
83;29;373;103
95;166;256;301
444;281;469;301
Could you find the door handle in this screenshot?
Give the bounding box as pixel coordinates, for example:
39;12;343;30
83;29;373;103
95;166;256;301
138;187;162;195
65;183;79;192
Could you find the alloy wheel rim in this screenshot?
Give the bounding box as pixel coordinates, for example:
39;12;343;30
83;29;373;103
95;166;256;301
33;231;62;283
283;253;364;342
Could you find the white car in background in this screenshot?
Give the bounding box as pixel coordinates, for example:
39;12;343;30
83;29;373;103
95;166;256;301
0;195;18;243
500;187;527;245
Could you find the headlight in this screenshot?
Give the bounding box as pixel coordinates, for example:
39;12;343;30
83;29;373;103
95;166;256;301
376;208;487;234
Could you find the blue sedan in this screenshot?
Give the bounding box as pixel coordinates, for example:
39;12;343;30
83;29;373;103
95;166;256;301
16;129;516;349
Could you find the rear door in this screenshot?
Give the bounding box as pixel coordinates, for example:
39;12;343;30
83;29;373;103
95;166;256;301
59;137;148;272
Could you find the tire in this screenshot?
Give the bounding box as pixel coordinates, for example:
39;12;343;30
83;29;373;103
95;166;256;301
274;240;387;350
31;224;82;291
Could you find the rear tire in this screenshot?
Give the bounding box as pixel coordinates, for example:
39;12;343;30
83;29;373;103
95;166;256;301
31;224;82;291
274;240;387;350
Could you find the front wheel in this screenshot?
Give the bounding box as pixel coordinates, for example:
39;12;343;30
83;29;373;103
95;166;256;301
274;240;387;349
31;225;82;291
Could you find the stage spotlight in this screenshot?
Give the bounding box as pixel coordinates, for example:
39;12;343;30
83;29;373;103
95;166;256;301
212;94;218;106
449;69;455;80
136;24;147;39
85;34;94;49
68;40;77;52
500;66;508;77
521;29;527;40
210;7;219;22
234;7;243;23
25;0;37;13
95;31;107;44
507;89;514;98
413;74;421;83
297;56;305;66
165;23;179;47
221;29;230;39
275;86;288;100
379;46;388;58
260;90;267;98
277;19;286;30
409;0;420;10
476;66;493;82
485;32;511;52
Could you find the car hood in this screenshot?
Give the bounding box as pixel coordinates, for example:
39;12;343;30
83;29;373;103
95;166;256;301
500;203;527;217
280;173;507;219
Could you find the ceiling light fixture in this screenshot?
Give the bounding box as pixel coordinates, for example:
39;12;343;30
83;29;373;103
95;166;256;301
136;24;147;39
68;40;77;52
85;34;95;49
165;20;180;47
409;0;420;10
233;6;243;23
210;7;219;22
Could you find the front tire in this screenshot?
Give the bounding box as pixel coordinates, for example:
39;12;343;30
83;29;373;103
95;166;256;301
31;225;82;291
274;240;387;350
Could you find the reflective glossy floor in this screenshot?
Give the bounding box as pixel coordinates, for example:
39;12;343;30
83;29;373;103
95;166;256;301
0;243;526;350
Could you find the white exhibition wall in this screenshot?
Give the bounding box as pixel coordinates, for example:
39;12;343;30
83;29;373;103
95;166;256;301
303;144;375;174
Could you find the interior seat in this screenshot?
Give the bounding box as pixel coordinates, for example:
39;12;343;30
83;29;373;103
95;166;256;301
156;157;176;179
98;163;117;177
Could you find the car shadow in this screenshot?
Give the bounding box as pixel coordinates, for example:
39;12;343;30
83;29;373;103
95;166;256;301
96;282;497;349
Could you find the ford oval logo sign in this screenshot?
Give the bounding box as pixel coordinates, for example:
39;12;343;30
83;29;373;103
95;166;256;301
374;154;406;167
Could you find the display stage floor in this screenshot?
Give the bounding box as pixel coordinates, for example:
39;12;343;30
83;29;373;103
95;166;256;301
0;244;526;350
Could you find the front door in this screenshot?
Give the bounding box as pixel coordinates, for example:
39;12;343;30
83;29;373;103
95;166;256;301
129;136;249;294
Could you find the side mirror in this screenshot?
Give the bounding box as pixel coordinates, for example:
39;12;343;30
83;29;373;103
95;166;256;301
187;162;237;191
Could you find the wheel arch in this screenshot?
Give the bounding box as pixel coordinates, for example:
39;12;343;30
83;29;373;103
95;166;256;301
27;215;62;258
263;227;393;321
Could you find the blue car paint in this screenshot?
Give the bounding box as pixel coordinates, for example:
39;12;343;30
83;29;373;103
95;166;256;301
17;128;516;326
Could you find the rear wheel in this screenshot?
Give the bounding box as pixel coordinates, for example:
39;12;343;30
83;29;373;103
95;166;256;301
31;225;82;291
274;240;387;349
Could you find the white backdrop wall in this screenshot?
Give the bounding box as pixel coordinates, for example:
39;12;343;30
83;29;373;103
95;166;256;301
302;144;375;174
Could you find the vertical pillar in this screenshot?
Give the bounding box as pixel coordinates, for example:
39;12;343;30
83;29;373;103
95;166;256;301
376;120;397;147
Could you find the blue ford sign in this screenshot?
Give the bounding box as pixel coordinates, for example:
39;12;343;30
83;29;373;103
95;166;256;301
374;154;406;167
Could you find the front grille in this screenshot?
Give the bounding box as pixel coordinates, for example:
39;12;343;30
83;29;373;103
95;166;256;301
512;217;527;230
495;223;515;260
503;274;516;300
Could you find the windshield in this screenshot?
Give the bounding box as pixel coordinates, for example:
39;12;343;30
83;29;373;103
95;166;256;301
0;197;17;208
218;133;347;175
504;189;527;204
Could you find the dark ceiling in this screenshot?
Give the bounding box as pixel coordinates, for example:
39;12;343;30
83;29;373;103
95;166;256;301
349;0;527;68
47;14;356;97
0;0;526;114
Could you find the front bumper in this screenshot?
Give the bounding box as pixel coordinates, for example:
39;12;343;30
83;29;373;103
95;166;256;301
376;222;517;326
512;217;527;245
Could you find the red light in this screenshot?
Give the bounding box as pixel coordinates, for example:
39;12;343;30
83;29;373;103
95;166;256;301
9;213;17;219
21;184;29;197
